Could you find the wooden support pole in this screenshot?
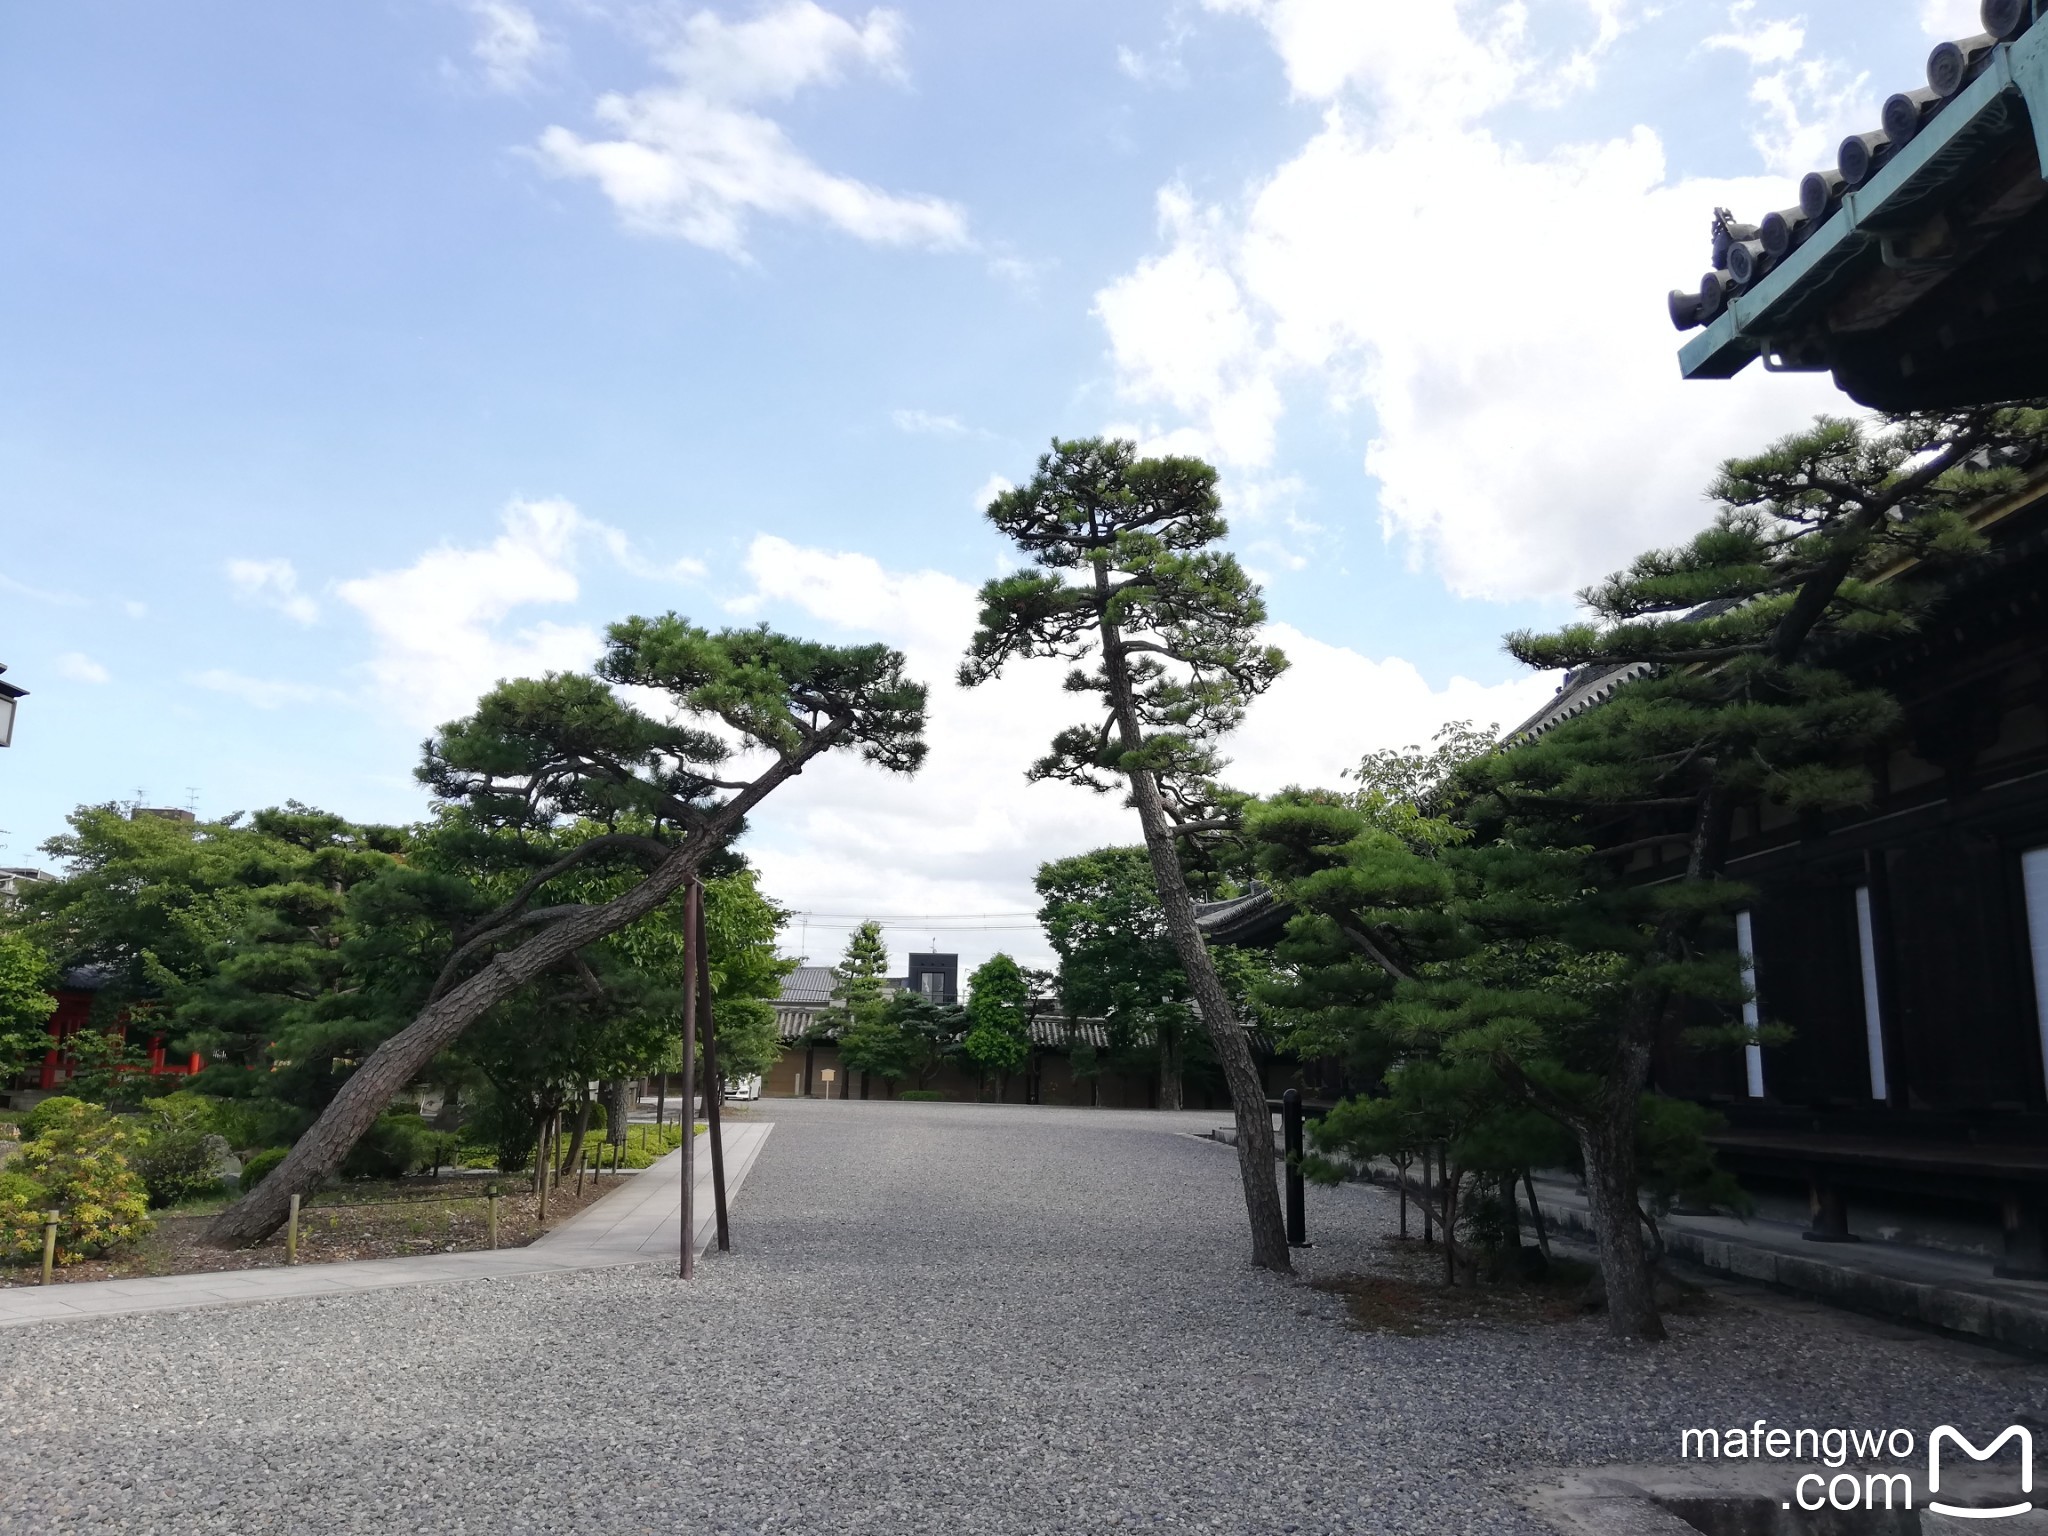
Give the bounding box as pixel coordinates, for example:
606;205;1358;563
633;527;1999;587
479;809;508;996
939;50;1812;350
679;879;700;1279
286;1192;301;1266
693;880;730;1254
488;1189;500;1250
537;1119;551;1224
40;1210;58;1285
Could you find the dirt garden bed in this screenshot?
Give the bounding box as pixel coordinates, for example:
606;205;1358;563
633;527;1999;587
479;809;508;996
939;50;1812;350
0;1120;701;1287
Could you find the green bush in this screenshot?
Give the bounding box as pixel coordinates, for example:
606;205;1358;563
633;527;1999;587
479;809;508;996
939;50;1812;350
128;1094;234;1207
0;1170;50;1264
459;1087;540;1174
342;1113;437;1181
143;1090;221;1135
898;1089;945;1102
5;1100;150;1263
238;1147;290;1192
583;1099;608;1134
598;1122;685;1170
21;1095;88;1141
133;1132;225;1208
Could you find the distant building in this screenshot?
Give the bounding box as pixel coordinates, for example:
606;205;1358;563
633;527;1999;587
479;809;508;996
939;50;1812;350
762;951;1228;1108
0;867;51;911
905;952;957;1004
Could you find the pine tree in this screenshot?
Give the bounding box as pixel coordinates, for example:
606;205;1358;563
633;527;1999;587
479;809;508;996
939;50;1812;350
962;437;1292;1270
816;920;891;1042
208;619;927;1244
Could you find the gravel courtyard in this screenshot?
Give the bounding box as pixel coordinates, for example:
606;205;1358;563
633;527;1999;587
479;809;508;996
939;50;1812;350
2;1099;2044;1534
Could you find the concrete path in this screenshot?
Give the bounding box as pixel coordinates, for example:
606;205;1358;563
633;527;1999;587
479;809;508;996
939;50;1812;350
0;1119;771;1330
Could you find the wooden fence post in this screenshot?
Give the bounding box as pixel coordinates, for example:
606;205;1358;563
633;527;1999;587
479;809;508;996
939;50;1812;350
286;1192;301;1265
40;1210;58;1285
487;1188;500;1250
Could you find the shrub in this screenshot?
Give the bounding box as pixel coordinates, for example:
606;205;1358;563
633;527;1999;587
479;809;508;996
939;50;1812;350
600;1122;685;1170
460;1087;539;1174
145;1091;221;1135
133;1133;226;1208
129;1095;236;1207
0;1170;50;1264
7;1100;150;1262
899;1089;945;1102
21;1095;87;1141
583;1099;608;1134
238;1147;290;1192
341;1113;437;1181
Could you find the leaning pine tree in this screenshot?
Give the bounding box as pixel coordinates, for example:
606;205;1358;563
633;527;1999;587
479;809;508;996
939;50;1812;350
960;437;1293;1272
207;618;926;1244
1468;404;2048;1338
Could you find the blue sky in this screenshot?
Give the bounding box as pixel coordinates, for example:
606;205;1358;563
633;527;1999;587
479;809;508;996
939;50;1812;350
0;0;1979;970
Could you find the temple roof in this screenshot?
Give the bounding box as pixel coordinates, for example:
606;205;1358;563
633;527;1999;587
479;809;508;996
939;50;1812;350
1670;9;2048;407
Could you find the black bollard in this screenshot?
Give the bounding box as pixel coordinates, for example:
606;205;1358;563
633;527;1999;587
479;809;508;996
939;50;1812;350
1282;1088;1308;1248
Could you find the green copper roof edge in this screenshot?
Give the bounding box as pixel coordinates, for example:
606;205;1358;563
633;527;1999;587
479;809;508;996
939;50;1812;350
1679;28;2047;382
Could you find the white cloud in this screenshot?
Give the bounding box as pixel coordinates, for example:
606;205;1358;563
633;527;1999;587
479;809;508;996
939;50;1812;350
466;0;550;94
123;601;148;620
1096;0;1852;602
335;498;608;729
724;535;1554;971
189;670;337;710
892;408;967;436
1703;3;1804;67
970;472;1014;512
534;1;968;257
227;557;320;625
54;652;110;685
1701;5;1875;179
1920;0;1983;37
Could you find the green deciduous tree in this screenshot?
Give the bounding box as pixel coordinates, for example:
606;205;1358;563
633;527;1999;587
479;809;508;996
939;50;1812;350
1036;845;1199;1110
0;930;57;1086
961;436;1293;1271
962;952;1032;1095
207;618;926;1244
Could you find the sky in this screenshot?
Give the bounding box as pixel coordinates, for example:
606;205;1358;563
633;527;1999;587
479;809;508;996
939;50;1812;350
0;0;1982;974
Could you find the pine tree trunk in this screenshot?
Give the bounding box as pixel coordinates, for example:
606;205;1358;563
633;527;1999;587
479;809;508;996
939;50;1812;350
1579;1039;1666;1341
1157;1026;1183;1112
202;786;778;1246
1095;581;1289;1273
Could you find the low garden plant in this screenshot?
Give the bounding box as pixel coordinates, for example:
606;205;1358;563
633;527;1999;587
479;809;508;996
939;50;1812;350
3;1098;150;1264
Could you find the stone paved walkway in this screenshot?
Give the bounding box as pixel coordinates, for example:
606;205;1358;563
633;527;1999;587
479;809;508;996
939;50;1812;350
0;1120;771;1330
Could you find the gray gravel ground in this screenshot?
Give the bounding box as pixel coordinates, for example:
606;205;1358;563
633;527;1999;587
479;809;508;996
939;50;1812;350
2;1099;2043;1534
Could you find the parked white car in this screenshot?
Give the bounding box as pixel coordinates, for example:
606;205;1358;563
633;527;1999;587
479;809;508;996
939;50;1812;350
724;1074;763;1101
